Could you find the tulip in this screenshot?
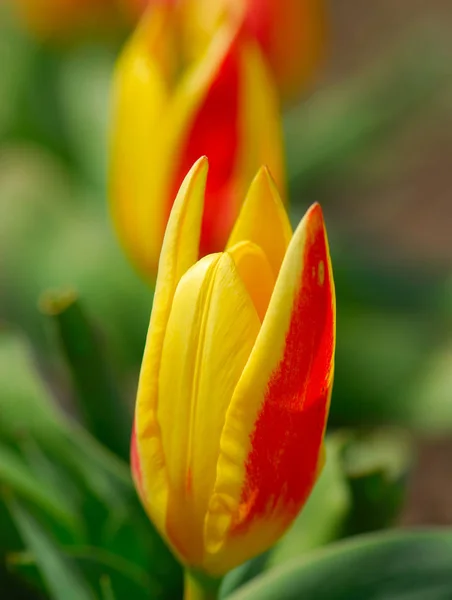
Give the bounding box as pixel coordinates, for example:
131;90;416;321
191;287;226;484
109;3;284;280
131;157;335;583
173;0;326;102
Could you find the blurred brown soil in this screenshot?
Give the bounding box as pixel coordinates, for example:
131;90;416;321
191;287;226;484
326;0;452;527
401;438;452;527
326;0;452;268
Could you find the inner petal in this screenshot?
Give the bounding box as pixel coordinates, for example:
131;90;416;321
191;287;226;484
157;252;260;563
227;241;275;322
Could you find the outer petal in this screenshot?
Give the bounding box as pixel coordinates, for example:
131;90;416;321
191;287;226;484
227;166;292;277
109;6;176;278
204;203;335;575
134;157;208;538
158;252;260;565
166;22;285;256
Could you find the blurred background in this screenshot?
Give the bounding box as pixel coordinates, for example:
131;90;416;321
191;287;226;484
1;0;452;598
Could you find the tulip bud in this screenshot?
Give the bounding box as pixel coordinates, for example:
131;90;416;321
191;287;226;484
109;4;285;280
132;157;335;576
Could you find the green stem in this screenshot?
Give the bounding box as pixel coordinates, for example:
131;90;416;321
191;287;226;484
184;569;222;600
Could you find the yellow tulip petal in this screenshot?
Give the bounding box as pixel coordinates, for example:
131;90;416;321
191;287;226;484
227;241;275;322
204;203;335;574
158;251;260;565
109;6;176;278
227;167;292;277
134;157;208;537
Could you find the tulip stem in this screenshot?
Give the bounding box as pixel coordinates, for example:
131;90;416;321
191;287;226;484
184;569;222;600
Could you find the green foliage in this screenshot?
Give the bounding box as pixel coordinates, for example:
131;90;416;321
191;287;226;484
226;530;452;600
41;290;131;460
7;500;95;600
0;330;182;599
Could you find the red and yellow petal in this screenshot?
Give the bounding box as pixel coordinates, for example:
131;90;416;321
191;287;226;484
166;24;241;257
166;22;285;257
179;0;326;102
134;157;208;537
204;203;335;574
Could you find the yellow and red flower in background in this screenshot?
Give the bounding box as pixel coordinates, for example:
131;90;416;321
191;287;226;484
147;0;326;102
109;2;284;280
131;157;335;575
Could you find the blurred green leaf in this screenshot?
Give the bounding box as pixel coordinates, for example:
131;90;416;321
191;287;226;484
0;444;78;536
0;559;41;600
0;150;152;367
57;46;115;190
332;308;441;428
0;329;182;598
220;552;271;600
405;342;452;430
341;429;412;535
8;539;163;600
41;290;131;460
227;530;452;600
0;328;130;496
7;500;96;600
0;7;35;139
6;550;48;593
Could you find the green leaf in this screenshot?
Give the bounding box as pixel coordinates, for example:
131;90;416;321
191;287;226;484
0;329;131;495
404;342;452;431
0;444;78;536
0;330;182;597
7;500;96;600
8;544;157;600
227;530;452;600
0;6;35;139
341;429;412;535
41;290;131;460
331;308;441;428
57;45;115;190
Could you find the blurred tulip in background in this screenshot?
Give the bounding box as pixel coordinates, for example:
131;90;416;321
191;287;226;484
179;0;326;101
109;2;284;280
